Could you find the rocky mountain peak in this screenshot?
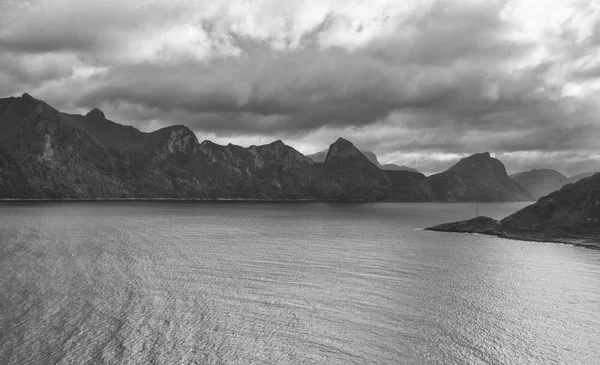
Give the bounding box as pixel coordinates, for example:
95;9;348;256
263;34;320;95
464;151;491;161
325;137;366;162
86;108;106;120
447;152;503;175
11;93;59;120
262;140;286;154
250;140;311;168
151;125;199;160
168;125;198;145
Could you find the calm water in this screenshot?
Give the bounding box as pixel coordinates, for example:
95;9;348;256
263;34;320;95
1;202;599;365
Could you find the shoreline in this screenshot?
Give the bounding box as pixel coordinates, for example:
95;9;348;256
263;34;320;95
426;216;600;250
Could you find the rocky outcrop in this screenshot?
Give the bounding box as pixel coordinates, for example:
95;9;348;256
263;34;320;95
426;173;600;249
511;169;568;200
428;152;532;201
149;126;199;161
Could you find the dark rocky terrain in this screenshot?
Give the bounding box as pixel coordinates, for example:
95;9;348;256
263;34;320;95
511;169;568;200
0;94;533;201
428;152;532;202
307;148;419;173
427;173;600;249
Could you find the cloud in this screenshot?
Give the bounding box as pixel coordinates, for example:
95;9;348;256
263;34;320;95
0;0;599;175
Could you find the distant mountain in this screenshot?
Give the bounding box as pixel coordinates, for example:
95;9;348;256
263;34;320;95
306;149;328;163
381;163;419;173
427;173;600;249
567;172;598;184
307;138;436;201
307;148;419;173
428;152;532;202
0;94;530;202
510;169;568;200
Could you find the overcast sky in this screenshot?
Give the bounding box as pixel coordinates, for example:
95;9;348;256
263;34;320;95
1;0;599;175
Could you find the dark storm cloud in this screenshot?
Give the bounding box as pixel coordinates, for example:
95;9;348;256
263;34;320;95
0;31;101;54
1;0;599;175
65;2;542;137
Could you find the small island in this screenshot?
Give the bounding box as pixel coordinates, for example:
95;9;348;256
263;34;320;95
426;173;600;250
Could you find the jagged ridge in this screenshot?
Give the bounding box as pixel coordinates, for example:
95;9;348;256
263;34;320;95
0;94;536;201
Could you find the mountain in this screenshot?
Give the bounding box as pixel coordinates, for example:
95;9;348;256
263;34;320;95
306;138;435;201
307;148;419;173
0;94;437;201
380;163;419;173
428;152;532;202
306;149;328;163
0;94;531;202
426;173;600;249
0;145;34;198
510;169;568;200
567;172;598;184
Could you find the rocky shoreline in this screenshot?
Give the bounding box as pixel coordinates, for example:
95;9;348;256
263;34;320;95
426;216;600;250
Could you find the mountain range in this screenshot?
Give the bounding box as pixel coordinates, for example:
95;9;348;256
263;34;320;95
0;93;593;201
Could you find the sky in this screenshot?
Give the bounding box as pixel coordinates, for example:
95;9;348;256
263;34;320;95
1;0;600;175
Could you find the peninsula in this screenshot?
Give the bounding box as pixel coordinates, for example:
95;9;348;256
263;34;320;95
426;173;600;249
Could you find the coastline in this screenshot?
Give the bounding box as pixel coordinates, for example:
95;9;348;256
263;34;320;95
426;216;600;250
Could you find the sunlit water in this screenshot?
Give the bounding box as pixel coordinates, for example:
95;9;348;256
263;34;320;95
1;202;599;365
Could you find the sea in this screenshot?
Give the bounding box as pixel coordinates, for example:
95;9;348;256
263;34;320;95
1;202;599;365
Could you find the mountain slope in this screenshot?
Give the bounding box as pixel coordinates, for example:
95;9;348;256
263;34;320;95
308;138;393;200
306;149;328;163
567;172;598;184
381;163;419;173
307;148;419;172
0;145;36;198
510;169;568;200
428;152;532;202
427;173;600;248
0;94;127;198
501;173;600;236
